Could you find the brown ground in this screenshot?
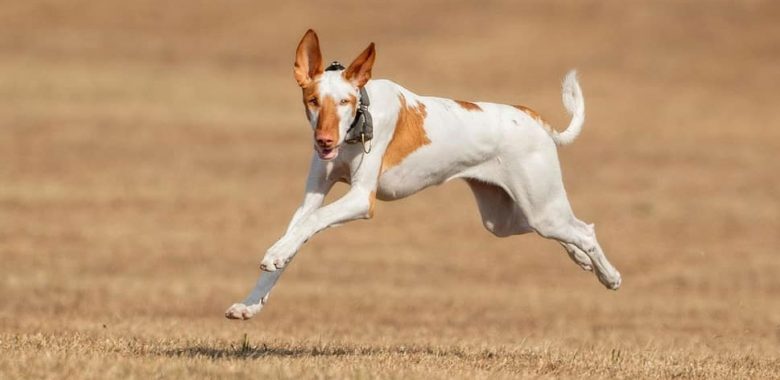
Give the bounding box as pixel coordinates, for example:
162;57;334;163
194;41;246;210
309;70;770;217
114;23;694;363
1;1;779;378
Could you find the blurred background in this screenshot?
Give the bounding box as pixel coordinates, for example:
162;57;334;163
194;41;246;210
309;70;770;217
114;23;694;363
1;0;778;377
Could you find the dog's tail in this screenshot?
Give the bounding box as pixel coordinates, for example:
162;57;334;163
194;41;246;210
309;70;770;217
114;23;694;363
549;70;585;146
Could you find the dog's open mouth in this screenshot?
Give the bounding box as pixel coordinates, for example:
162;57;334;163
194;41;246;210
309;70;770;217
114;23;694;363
316;145;340;160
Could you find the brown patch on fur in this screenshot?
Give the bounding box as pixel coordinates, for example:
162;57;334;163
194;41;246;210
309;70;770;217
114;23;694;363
315;95;339;143
343;43;376;87
294;30;323;87
348;94;357;116
381;95;430;173
455;100;482;112
513;104;551;131
301;81;320;121
368;191;376;218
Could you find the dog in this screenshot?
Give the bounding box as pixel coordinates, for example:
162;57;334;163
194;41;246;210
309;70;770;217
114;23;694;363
226;29;621;320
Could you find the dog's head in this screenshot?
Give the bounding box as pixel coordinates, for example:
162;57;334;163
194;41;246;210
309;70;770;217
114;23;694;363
293;29;376;161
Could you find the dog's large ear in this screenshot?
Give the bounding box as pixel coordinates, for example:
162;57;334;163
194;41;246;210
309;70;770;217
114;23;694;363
294;29;324;87
344;43;376;88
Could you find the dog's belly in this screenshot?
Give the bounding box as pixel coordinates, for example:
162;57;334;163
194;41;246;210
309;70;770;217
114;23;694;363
376;170;437;201
376;148;486;201
376;170;441;201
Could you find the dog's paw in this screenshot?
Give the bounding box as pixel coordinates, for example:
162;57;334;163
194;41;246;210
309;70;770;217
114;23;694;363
225;303;255;320
259;256;286;272
260;241;296;272
598;270;622;291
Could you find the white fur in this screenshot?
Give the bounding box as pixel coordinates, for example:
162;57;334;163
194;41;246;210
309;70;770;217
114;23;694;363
553;70;585;146
226;69;621;320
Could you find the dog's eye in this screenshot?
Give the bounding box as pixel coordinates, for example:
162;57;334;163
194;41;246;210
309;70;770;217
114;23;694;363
339;99;349;105
308;98;319;107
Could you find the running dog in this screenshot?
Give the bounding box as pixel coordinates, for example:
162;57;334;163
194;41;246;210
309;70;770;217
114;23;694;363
226;29;621;320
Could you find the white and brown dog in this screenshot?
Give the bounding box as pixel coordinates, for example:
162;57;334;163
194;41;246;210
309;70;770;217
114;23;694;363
226;30;621;320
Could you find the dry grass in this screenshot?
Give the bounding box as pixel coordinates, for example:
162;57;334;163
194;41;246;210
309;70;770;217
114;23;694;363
1;0;779;378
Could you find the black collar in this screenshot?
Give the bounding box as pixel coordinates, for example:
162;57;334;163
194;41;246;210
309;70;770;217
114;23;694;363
344;86;373;150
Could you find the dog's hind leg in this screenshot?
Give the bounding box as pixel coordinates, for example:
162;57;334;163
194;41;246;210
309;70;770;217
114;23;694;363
512;178;619;288
467;178;595;272
559;242;593;272
496;147;619;289
466;179;532;237
532;211;621;289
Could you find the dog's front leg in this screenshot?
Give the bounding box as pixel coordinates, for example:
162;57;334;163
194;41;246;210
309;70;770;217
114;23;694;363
260;184;375;272
224;270;283;320
284;157;335;232
225;157;334;320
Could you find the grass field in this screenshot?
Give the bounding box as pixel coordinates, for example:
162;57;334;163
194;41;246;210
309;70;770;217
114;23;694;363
1;1;779;378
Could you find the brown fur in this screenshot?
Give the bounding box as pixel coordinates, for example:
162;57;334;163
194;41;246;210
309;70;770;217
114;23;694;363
301;81;320;121
513;104;552;132
315;95;339;144
368;191;376;218
381;95;430;173
294;30;323;87
348;94;357;116
454;100;482;112
343;43;376;87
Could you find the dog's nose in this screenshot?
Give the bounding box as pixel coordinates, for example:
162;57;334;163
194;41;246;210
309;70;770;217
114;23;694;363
316;136;334;147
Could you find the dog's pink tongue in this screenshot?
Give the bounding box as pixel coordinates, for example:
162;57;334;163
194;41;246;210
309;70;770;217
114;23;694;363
318;147;339;160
